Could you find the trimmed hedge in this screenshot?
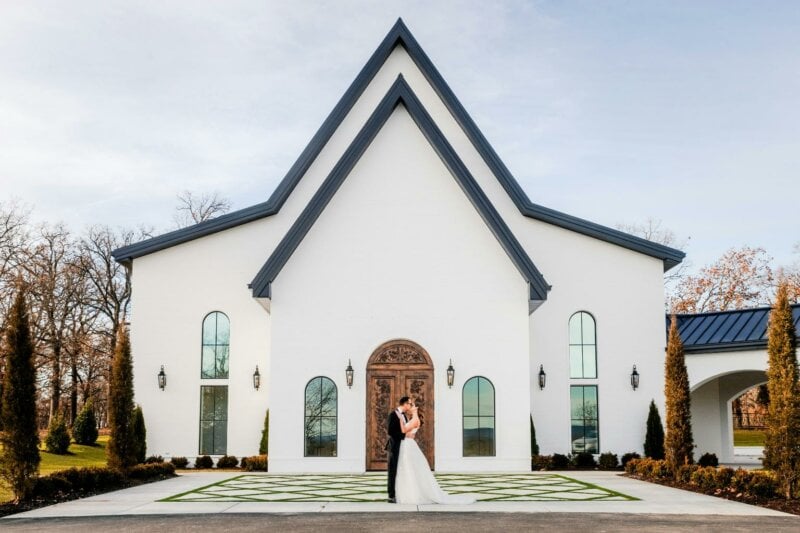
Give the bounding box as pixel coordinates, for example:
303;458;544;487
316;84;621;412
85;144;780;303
626;458;778;499
170;456;189;469
571;452;596;468
598;453;619;470
194;455;213;469
128;462;175;480
551;453;570;469
241;455;268;472
532;455;552;471
217;455;239;468
45;417;71;455
698;452;719;467
620;452;641;468
144;455;164;464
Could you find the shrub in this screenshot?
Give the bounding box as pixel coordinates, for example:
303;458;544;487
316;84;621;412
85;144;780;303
550;453;570;470
132;406;147;464
690;466;718;491
57;466;124;492
144;455;164;464
624;457;640;475
45;416;71;455
170;456;189;469
676;464;701;483
241;455;268;472
108;327;136;470
530;415;539;456
259;409;269;455
620;452;641;469
531;454;553;471
698;452;718;467
714;467;734;488
32;474;73;499
634;458;671;479
598;453;619;470
571;452;597;468
217;455;239;468
72;400;99;446
194;455;214;469
128;462;176;480
644;400;665;459
664;317;694;471
747;472;778;499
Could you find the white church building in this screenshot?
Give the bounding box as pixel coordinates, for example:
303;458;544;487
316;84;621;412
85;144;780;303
113;19;693;473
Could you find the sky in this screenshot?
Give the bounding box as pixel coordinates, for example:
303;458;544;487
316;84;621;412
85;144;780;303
1;1;798;273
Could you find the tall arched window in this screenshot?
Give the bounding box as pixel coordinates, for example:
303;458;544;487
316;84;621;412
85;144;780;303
569;311;597;379
304;377;337;457
462;376;495;457
201;312;230;379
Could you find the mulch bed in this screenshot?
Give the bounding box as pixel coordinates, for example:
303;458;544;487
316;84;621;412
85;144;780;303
624;473;800;516
0;471;175;518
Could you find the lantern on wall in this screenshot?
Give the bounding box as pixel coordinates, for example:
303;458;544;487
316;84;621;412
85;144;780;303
253;366;261;390
537;364;546;390
630;365;640;391
345;359;354;388
157;365;166;391
446;360;455;388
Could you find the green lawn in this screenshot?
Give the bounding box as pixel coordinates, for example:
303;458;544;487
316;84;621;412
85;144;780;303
734;429;766;446
1;435;109;502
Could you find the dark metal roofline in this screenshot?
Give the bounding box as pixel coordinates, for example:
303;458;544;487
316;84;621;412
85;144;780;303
113;18;685;269
669;304;800;353
250;76;550;307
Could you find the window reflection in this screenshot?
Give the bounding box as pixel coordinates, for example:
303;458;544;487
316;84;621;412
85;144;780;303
305;377;337;457
463;376;495;456
569;312;597;379
199;385;228;455
570;385;599;454
201;312;230;379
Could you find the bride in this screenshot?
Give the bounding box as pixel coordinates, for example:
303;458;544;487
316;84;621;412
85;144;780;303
395;401;475;505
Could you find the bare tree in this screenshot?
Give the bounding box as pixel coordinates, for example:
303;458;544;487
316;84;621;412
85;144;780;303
0;200;31;316
174;191;231;228
616;217;691;291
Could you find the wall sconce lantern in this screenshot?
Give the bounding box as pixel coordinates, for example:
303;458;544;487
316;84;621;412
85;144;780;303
446;360;455;388
157;365;166;391
630;365;640;391
253;366;261;390
538;365;546;390
345;359;354;389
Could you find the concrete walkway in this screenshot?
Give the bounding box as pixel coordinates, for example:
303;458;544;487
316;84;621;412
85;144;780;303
2;471;795;520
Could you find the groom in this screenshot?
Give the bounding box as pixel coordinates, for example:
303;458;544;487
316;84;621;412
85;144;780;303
386;396;411;503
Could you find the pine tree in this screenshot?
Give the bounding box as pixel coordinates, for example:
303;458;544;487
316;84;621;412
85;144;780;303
762;281;800;499
664;315;694;473
0;288;41;502
131;405;147;463
259;409;269;455
530;415;539;455
45;415;71;454
644;399;665;459
72;399;99;446
107;325;136;470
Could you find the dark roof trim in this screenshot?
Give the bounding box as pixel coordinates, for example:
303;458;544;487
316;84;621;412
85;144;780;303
250;76;550;305
113;18;685;270
684;341;769;354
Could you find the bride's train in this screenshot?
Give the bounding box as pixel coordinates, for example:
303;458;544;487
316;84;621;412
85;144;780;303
395;438;475;504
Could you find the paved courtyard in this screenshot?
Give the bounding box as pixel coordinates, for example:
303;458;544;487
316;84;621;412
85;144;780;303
162;473;634;503
2;471;796;520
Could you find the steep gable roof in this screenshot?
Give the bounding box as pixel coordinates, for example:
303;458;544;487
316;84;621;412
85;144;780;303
113;18;684;270
250;76;550;309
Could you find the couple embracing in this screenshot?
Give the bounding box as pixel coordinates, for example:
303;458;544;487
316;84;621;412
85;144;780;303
385;396;474;505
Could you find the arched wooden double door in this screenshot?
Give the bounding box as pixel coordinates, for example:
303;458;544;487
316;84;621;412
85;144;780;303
365;339;434;471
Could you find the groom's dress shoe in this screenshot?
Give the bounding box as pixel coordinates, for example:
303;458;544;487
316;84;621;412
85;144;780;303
387;498;396;503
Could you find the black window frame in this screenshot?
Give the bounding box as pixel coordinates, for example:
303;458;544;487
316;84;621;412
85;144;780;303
569;311;598;379
570;384;600;454
304;376;338;457
199;385;228;455
201;311;230;379
462;376;496;457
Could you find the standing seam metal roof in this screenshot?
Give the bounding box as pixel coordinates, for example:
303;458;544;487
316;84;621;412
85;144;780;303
670;304;800;353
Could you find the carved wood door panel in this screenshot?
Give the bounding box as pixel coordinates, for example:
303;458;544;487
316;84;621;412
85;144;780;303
365;340;435;471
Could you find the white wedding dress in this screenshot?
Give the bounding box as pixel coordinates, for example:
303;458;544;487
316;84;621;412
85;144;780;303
395;427;475;505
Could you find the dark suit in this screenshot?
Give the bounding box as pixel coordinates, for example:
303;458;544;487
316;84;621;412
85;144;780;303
386;409;406;499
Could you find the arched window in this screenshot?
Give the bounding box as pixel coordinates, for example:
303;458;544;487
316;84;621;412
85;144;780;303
201;312;230;379
304;377;337;457
462;376;495;456
569;311;597;379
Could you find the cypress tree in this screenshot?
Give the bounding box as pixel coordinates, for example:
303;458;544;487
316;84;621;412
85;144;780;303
530;415;539;455
259;409;269;455
644;399;665;459
0;288;41;502
107;325;136;470
762;281;800;499
131;405;147;463
72;399;99;446
664;315;694;473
